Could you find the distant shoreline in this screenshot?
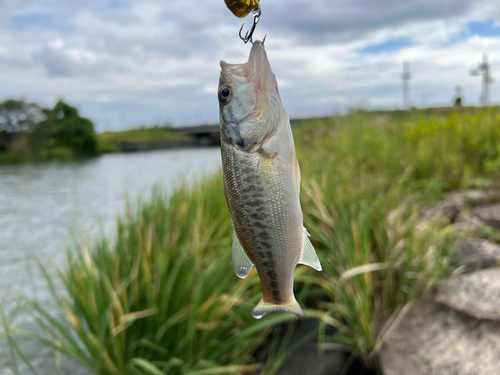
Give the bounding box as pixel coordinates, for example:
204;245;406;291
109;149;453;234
1;107;494;162
118;118;309;152
119;137;219;152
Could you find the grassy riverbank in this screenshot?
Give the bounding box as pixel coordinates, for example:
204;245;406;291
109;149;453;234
2;107;500;374
97;126;191;153
0;126;189;163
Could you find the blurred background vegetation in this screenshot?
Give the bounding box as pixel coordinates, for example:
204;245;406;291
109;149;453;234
0;99;188;162
1;106;500;374
96;126;190;153
0;99;98;162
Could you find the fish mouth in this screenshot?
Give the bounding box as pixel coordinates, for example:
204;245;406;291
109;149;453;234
247;40;272;78
220;40;275;94
218;40;280;150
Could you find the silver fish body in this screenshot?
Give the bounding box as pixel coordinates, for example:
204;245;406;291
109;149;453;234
218;41;321;319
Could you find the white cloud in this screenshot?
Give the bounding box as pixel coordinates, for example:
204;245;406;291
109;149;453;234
0;0;499;129
96;94;113;103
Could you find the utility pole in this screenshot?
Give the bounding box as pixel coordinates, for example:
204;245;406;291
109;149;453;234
470;54;494;106
401;62;412;109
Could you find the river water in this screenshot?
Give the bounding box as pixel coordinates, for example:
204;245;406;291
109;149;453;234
0;147;222;373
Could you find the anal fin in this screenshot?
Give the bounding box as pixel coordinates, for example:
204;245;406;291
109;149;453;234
298;227;322;271
232;230;254;278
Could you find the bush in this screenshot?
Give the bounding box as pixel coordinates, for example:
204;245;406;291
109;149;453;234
0;99;46;152
30;100;98;156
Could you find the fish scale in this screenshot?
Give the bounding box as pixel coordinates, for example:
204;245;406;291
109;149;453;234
223;144;293;304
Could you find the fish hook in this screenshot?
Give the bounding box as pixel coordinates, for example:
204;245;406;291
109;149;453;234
239;5;261;43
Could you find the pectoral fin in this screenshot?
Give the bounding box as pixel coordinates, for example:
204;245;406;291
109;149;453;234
298;227;322;271
232;230;254;278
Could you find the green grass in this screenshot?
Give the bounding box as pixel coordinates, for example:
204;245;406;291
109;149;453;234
0;151;32;164
302;184;458;368
0;147;74;164
2;107;500;374
295;107;500;202
1;176;302;375
97;126;191;153
294;107;500;367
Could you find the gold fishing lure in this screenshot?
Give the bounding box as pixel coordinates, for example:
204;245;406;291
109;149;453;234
224;0;260;18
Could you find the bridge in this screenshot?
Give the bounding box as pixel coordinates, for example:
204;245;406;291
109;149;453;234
120;119;307;152
170;124;220;144
169;118;305;140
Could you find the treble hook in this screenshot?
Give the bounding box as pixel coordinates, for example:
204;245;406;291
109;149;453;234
239;6;261;43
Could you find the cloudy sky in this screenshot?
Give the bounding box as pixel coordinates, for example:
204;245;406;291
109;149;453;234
1;0;499;131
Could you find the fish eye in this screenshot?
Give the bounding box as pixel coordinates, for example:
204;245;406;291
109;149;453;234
218;86;232;104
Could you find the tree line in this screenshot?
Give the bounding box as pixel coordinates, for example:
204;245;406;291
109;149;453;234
0;99;97;160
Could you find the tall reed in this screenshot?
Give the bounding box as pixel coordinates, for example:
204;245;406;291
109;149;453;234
2;176;298;374
302;179;458;368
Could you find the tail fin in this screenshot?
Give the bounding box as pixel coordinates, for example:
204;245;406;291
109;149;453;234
251;297;306;319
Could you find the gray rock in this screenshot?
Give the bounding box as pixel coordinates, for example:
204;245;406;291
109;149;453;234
254;319;374;375
452;239;500;270
380;292;500;375
473;203;500;230
436;268;500;321
454;212;486;231
444;190;500;206
419;202;460;224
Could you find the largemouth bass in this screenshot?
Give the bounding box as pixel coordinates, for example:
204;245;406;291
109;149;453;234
218;41;322;319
